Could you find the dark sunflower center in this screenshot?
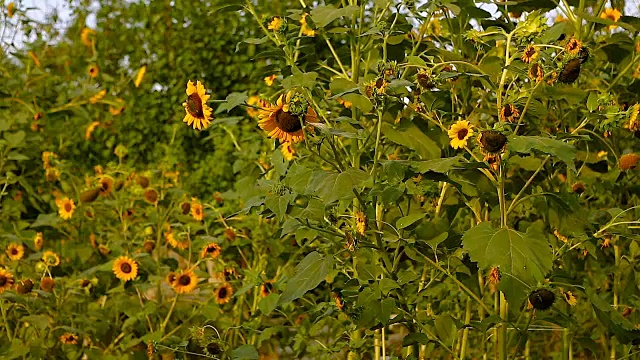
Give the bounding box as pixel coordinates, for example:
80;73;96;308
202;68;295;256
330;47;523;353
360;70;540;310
186;93;204;118
218;287;228;298
263;282;273;293
10;248;18;255
120;263;132;274
275;109;303;133
503;105;512;117
481;131;508;153
64;203;72;212
207;246;217;253
195;207;201;215
457;128;469;140
101;181;110;192
178;275;191;286
181;203;191;214
0;275;6;286
525;48;535;58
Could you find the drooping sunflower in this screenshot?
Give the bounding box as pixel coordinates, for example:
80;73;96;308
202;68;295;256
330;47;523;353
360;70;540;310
565;38;582;55
260;280;275;297
521;44;538;63
215;283;234;304
182;80;213;131
99;176;114;196
81;27;95;47
558;58;582;84
191;197;204;221
113;256;138;282
257;93;318;143
0;268;15;293
89;89;106;104
478;130;508;154
143;240;156;253
355;211;367;236
600;8;622;29
281;142;295;161
528;289;555;310
500;104;520;122
59;333;79;345
416;69;436;90
166;227;189;250
42;250;61;267
562;290;577;306
6;243;24;261
447;120;474;149
200;243;222;259
40;277;55;292
16;279;33;294
34;232;44;250
88;64;99;78
300;13;315;37
144;189;159;204
528;63;544;83
172;269;198;294
58;197;76;220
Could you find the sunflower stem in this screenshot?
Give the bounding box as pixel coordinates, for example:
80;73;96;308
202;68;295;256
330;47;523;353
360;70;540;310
161;295;179;334
497;32;513;115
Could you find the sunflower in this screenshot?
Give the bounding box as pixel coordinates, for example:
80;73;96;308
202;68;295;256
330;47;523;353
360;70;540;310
355;211;367;236
34;232;44;250
166;227;189;250
85;121;101;140
337;98;352;108
81;27;95;47
521;44;538;63
223;267;237;281
98;245;111;256
268;17;282;31
416;69;436;90
40;277;55;292
260;280;275;297
215;283;234;304
42;151;58;169
565;38;582;55
42;250;61;267
300;13;315;37
109;99;126;115
88;64;99;78
528;289;555;310
89;89;106;104
246;95;261;117
562;290;577;306
281;142;295;161
191;197;204;221
200;243;222;259
98;176;114;197
45;167;60;182
447;120;474;149
144;189;159;204
59;333;79;345
0;268;15;293
619;153;640;170
626;104;639;132
113;256;138;282
335;295;345;310
182;80;213;131
58;197;75;220
528;63;544;83
134;65;146;88
554;229;569;243
16;279;34;294
600;8;622;29
224;227;237;241
181;201;191;215
143;240;156;253
257;93;318;143
572;182;586;194
166;272;177;285
264;74;277;86
172;269;198;294
500;104;520;122
6;243;24;261
478;130;508;154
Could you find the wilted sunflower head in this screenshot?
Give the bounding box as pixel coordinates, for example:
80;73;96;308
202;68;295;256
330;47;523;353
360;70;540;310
565;38;582;55
619;153;640;170
479;130;508;154
16;279;34;294
528;288;555;310
40;277;55;292
80;187;101;203
200;243;222;259
260;280;275;297
182;80;213;131
99;176;114;196
416;69;436;90
500;104;520;122
528;63;544;83
59;333;79;345
521;44;538;63
144;189;159;204
558;58;581;84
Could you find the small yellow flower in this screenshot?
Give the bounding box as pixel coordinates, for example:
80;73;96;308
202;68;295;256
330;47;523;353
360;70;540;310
6;243;24;261
81;27;96;47
7;2;16;18
85;121;101;140
562;290;577;306
191;197;204;221
355;211;366;236
113;256;138;282
281;142;295;161
447;120;474;149
109;99;126;116
59;333;79;345
300;13;315;37
89;89;107;104
88;64;99;78
58;197;76;220
42;250;61;267
268;17;282;31
337;98;352;108
600;8;622;29
182;80;213;130
34;232;44;250
521;44;538;63
626;104;639;132
134;65;146;87
264;74;277;86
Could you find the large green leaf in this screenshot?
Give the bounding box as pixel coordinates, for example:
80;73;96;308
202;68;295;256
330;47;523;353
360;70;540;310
411;156;464;173
382;122;440;160
588;287;640;344
230;345;259;360
216;92;248;113
462;222;552;305
508;136;576;170
310;5;359;28
306;169;369;204
279;252;334;304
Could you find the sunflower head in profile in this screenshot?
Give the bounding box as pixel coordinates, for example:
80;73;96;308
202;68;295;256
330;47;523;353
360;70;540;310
565;38;582;55
447;120;474;149
355;211;367;236
81;27;95;47
59;333;79;345
257;92;318;143
561;289;577;306
6;243;25;261
416;69;436;90
521;44;538;63
191;197;204;221
478;130;508;154
166;227;189;250
113;256;138;282
0;268;15;293
528;288;556;310
528;63;544;83
16;279;34;294
34;232;44;250
281;142;295;161
88;64;99;78
58;197;76;220
500;104;520;123
40;277;55;292
99;176;114;197
200;243;222;259
171;269;198;294
260;280;275;297
215;283;234;304
42;250;61;267
182;80;213;131
558;58;582;84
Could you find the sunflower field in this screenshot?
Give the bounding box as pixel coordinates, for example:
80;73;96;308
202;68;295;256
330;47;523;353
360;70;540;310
1;0;640;359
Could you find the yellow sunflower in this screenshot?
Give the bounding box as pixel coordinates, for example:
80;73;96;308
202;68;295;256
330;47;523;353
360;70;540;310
281;142;295;161
521;44;538;63
34;232;44;250
88;64;99;78
215;283;233;304
626;104;639;131
257;93;318;143
134;65;146;88
59;333;79;345
200;243;222;259
81;27;95;47
447;120;474;149
355;211;367;236
267;17;282;31
500;104;520;122
300;13;315;37
172;269;198;294
0;268;15;293
6;243;24;261
600;8;622;29
113;256;138;282
42;250;61;267
565;38;582;55
562;290;577;306
260;280;275;297
58;197;76;220
264;74;277;86
182;80;213;130
165;225;189;250
191;197;204;221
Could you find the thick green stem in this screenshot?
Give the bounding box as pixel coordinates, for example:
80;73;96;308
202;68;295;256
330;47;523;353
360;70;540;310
498;292;508;360
459;297;472;359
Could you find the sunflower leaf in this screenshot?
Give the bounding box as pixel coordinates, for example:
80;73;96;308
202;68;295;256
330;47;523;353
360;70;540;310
410;156;465;173
310;5;359;28
216;92;248;113
230;345;259;360
507;136;576;171
279;251;334;304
